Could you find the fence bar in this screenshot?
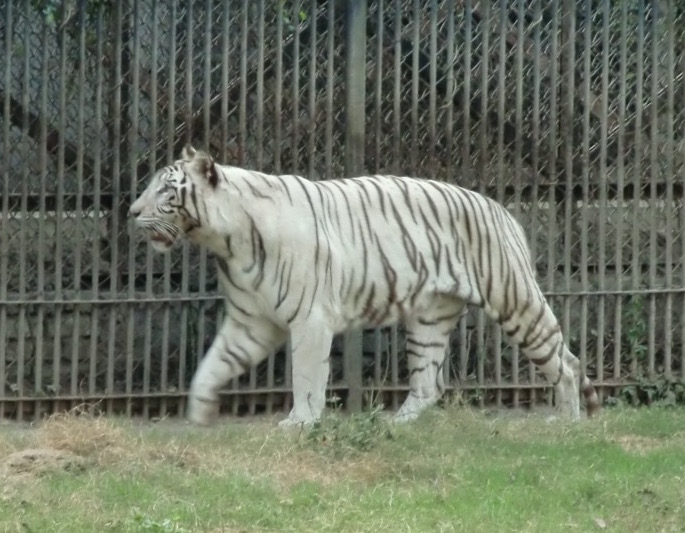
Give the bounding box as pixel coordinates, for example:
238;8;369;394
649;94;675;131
510;0;529;408
682;20;685;383
462;0;472;177
257;0;274;415
545;0;559;295
274;0;283;173
256;0;265;171
0;378;647;408
220;0;230;164
324;0;335;178
528;0;543;410
231;3;249;414
390;1;402;410
663;3;675;380
196;0;210;411
16;0;32;421
291;0;301;173
371;1;385;396
495;0;506;203
613;0;627;386
579;0;591;395
410;0;419;173
5;285;685;308
148;0;168;418
127;0;141;418
306;0;317;179
165;1;185;417
561;0;575;372
238;2;247;166
138;0;153;420
489;0;509;410
0;0;12;420
427;0;437;178
342;0;367;413
391;0;401;175
443;0;456;391
35;14;49;418
106;0;124;415
89;5;105;400
200;2;213;406
70;4;87;412
373;0;383;174
594;0;611;401
630;0;645;376
53;3;68;415
0;379;642;401
472;0;486;409
647;3;659;380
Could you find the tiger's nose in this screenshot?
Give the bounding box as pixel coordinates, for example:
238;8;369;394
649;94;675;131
128;205;141;218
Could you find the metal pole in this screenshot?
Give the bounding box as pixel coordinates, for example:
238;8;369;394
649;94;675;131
343;0;366;413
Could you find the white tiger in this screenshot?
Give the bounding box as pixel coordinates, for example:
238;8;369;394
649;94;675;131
128;146;600;426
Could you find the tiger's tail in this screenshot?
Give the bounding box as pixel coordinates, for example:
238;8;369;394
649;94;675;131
581;372;601;417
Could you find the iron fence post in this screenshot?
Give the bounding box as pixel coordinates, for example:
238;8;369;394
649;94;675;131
342;0;367;413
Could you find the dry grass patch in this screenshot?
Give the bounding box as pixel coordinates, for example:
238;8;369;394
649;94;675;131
613;434;666;455
0;433;18;459
187;426;390;491
145;439;203;471
0;447;87;502
4;447;87;476
476;410;604;445
258;445;390;489
34;407;135;464
0;407;138;502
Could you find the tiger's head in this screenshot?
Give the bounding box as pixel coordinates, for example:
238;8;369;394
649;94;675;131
128;145;219;252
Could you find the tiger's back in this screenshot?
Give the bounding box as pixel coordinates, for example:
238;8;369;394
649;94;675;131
254;174;535;332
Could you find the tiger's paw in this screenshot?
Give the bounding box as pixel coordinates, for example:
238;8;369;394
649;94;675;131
277;413;317;430
392;394;438;424
392;410;421;424
186;395;220;426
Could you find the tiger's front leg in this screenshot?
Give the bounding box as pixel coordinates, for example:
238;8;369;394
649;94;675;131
278;323;334;428
187;314;286;425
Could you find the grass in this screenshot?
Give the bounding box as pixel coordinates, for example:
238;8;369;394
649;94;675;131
1;405;684;533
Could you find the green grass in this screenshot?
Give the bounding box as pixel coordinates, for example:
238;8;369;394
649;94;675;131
1;406;684;532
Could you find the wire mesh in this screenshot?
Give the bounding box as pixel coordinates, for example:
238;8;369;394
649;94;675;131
1;0;684;419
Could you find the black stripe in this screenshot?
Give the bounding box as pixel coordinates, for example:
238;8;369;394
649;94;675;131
286;287;307;324
406;338;445;349
276;258;294;309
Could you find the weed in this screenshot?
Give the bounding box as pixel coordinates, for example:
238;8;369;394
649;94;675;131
624;295;648;368
128;510;189;533
610;377;685;408
304;403;393;458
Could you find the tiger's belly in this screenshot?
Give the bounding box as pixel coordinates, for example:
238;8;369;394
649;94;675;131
323;274;462;334
220;239;470;334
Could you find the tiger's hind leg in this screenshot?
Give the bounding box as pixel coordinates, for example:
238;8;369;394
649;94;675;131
187;315;287;425
394;299;465;424
497;298;599;419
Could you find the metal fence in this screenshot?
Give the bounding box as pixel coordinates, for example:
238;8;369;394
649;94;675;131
1;0;684;421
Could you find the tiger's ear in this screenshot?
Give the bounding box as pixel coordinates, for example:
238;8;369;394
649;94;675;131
181;144;196;161
191;150;219;188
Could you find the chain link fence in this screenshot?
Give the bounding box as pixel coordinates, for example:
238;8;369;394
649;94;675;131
1;0;684;420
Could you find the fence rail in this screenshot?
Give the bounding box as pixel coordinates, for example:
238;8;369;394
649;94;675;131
1;0;684;421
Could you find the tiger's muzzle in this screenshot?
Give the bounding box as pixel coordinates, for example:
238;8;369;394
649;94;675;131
128;205;181;252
